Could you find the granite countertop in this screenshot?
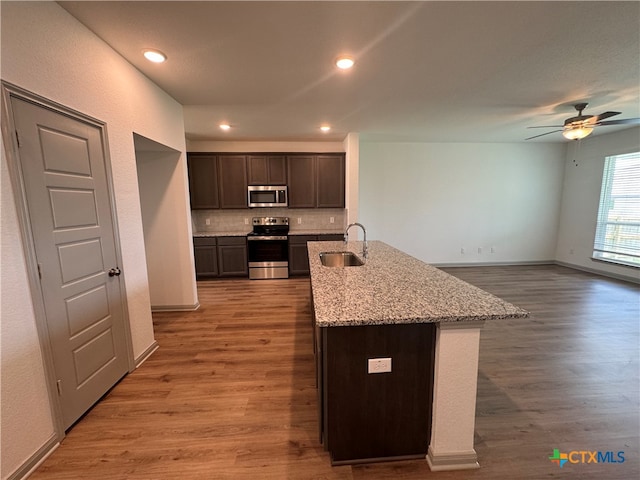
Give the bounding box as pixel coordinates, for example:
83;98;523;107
194;230;343;237
193;231;250;237
289;229;345;236
308;240;529;327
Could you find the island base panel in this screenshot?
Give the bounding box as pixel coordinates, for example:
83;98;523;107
322;323;436;464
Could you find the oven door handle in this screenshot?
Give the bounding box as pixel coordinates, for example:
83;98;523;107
247;235;288;241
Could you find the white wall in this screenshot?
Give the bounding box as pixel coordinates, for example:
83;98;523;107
359;142;566;264
1;3;191;478
1;135;57;479
136;148;198;310
555;127;640;281
343;133;360;229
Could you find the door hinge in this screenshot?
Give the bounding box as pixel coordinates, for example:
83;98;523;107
15;130;21;148
37;263;42;280
56;380;62;396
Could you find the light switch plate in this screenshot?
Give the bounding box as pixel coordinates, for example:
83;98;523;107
368;357;392;374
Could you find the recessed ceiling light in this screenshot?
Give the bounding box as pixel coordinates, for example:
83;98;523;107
320;125;331;132
219;123;231;131
335;56;355;69
143;49;167;63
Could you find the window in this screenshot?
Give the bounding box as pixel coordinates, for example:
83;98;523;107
593;151;640;267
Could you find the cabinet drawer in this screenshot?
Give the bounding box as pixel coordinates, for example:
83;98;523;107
217;236;247;246
193;237;217;246
317;234;344;242
288;235;318;245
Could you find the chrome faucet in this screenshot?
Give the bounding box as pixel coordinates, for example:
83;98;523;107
344;222;368;258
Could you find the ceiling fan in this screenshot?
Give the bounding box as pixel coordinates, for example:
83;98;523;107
525;103;640;140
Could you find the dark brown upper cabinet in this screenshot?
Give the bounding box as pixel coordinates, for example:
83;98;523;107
218;155;248;208
287;155;316;208
316;154;345;208
288;154;345;208
187;153;220;209
188;152;344;210
247;155;287;185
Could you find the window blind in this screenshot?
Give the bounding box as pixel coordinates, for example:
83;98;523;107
593;151;640;267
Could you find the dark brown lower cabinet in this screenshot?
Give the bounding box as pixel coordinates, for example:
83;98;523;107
318;323;436;465
194;236;248;278
193;237;218;278
217;236;248;277
288;235;317;276
289;234;344;276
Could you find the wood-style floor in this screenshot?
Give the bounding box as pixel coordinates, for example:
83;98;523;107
30;265;639;479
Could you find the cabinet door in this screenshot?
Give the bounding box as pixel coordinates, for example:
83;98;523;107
247;155;287;185
193;237;218;277
266;155;287;184
287;155;316;208
218;155;248;208
217;236;248;277
187;154;219;209
316;154;345;208
288;235;317;276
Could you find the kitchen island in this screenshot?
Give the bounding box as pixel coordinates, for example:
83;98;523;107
308;240;528;469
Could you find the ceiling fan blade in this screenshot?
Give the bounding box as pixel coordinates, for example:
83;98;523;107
591;111;621;123
525;129;563;140
527;125;564;129
596;117;640;126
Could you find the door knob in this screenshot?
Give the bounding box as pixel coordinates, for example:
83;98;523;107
108;267;122;277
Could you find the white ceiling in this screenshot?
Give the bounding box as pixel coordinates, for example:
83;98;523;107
58;1;640;143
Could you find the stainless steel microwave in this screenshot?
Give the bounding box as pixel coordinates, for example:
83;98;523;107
247;186;288;208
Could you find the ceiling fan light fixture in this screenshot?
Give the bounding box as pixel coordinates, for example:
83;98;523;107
562;125;593;140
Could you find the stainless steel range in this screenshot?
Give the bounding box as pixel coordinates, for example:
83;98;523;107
247;217;289;279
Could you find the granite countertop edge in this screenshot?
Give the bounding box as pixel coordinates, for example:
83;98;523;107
289;229;344;236
193;231;250;237
194;230;344;237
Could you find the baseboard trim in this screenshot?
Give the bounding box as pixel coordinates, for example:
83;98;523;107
7;434;59;480
134;340;159;368
554;261;640;284
331;453;425;466
151;302;200;312
434;260;639;285
426;446;479;471
433;260;554;268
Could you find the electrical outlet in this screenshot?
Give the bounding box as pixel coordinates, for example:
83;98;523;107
478;247;482;254
368;357;392;374
491;246;496;254
329;216;335;224
244;218;249;225
205;218;211;226
297;217;302;224
461;247;465;254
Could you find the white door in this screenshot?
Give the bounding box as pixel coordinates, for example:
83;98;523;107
11;96;129;429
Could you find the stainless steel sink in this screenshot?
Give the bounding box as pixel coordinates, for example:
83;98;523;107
319;251;364;267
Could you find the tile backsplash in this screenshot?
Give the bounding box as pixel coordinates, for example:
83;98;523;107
192;208;346;234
